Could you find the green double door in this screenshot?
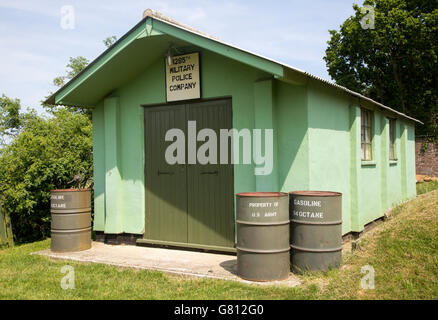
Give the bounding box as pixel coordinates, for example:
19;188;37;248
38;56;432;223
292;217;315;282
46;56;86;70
144;99;234;250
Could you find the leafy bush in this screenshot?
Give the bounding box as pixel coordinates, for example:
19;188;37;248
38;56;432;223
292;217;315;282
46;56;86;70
0;109;92;243
417;181;438;195
324;0;438;137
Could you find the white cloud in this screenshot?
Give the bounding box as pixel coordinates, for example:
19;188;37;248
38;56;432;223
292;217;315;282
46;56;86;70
0;0;59;17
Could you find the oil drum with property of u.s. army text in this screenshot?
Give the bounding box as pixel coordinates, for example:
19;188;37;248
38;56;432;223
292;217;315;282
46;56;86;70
289;191;342;273
236;192;290;281
50;189;92;252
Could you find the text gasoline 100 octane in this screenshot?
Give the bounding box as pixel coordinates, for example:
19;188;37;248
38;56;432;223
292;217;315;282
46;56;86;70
174;304;264;317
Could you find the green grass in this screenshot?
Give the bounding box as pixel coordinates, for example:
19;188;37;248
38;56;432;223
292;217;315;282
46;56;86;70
1;190;437;300
417;180;438;195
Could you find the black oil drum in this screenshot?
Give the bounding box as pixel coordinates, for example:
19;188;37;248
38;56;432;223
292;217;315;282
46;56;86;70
51;189;92;252
236;192;290;281
289;191;342;273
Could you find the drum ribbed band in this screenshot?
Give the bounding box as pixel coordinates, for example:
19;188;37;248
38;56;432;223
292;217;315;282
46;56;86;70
236;246;290;254
290;219;342;226
51;227;92;234
290;244;342;253
51;208;91;214
236;220;290;226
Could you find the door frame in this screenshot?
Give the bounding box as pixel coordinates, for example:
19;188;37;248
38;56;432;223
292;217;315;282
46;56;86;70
138;96;236;253
140;95;232;109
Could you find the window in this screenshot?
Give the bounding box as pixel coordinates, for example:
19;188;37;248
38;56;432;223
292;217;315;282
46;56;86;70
361;108;372;160
389;118;396;160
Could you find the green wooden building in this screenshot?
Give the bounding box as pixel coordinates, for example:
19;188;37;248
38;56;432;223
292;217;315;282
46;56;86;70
46;10;420;252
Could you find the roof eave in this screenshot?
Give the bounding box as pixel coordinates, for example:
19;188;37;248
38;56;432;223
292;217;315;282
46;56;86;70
281;66;423;125
45;93;56;106
44;9;422;125
43;15;151;107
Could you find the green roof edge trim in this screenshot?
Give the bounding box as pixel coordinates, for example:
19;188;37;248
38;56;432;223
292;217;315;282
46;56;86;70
53;20;148;105
45;15;284;107
151;19;284;77
44;16;152;106
44;11;422;125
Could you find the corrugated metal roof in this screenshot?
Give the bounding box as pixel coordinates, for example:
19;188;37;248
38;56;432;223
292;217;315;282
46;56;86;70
46;9;422;124
144;9;421;124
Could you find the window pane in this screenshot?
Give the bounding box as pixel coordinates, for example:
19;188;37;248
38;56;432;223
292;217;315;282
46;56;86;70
361;109;373;160
389;119;396;160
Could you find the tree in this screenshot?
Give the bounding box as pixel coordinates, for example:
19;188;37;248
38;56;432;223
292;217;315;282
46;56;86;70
0;37;121;242
46;36;117;116
0;109;92;242
0;95;22;146
103;35;117;48
45;56;91;116
52;56;89;87
324;0;438;136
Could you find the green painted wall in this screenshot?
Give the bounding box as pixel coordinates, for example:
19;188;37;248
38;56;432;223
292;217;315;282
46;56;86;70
93;48;271;234
103;97;123;233
92;36;417;237
306;82;352;233
356;109;383;228
254;79;279;191
92;100;105;231
405;123;417;199
297;81;417;233
275;81;309;192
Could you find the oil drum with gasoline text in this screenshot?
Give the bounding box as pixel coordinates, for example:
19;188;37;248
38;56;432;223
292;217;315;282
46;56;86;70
289;191;342;273
236;192;290;281
51;189;91;252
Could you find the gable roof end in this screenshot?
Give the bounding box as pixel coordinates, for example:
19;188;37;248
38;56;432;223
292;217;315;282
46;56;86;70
44;9;422;124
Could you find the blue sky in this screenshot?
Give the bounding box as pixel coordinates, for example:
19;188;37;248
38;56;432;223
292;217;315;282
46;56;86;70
0;0;358;113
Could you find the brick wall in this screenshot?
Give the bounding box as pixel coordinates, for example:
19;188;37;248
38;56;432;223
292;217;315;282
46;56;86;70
415;137;438;177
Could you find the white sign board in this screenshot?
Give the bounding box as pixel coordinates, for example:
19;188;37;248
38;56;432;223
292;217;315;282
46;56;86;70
165;52;200;102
